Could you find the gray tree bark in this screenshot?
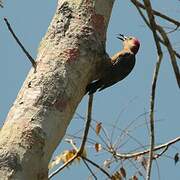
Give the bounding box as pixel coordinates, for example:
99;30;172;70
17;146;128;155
0;0;114;179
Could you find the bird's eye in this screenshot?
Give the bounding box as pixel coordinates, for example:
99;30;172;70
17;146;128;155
128;37;133;40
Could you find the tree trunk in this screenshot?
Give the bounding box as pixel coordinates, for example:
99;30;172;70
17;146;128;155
0;0;114;179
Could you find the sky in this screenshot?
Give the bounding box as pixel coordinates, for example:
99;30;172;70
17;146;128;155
0;0;179;179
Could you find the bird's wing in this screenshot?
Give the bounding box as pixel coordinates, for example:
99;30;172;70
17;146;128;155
111;52;133;66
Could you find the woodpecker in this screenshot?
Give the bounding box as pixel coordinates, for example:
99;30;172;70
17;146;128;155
86;34;140;95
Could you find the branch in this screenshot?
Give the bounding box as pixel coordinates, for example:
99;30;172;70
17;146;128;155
0;0;3;8
82;159;98;180
131;0;164;44
48;151;77;179
130;0;180;178
131;0;180;61
174;51;180;59
82;157;112;179
78;94;93;155
115;136;180;159
131;0;180;27
4;18;37;71
147;50;163;180
156;25;180;87
131;0;180;87
48;95;94;179
167;25;179;34
142;0;163;179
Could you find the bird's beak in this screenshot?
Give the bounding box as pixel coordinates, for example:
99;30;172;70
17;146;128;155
117;34;127;41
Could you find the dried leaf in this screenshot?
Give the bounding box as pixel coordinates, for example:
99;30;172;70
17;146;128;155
174;153;179;165
112;171;122;180
64;149;76;163
95;122;102;135
103;159;111;169
132;175;138;180
120;166;126;178
141;157;148;170
48;149;77;169
48;153;63;169
95;143;102;152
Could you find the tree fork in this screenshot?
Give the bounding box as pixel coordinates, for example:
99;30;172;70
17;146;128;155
0;0;114;179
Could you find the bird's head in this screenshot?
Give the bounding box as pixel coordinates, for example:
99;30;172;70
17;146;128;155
117;34;140;54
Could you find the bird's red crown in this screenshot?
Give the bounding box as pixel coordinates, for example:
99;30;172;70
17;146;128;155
133;38;140;48
132;38;140;54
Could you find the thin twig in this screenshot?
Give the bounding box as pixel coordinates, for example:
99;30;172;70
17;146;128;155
82;158;98;180
113;111;151;151
175;51;180;59
131;1;179;177
154;159;161;180
131;0;164;45
48;94;94;179
82;157;112;179
142;0;163;179
0;1;3;8
128;158;146;179
139;2;158;180
154;146;168;159
147;54;163;179
64;138;78;151
78;94;93;155
131;0;180;61
156;25;180;87
131;0;180;27
114;136;180;159
100;126;112;148
75;112;110;148
167;25;179;34
4;18;37;71
48;152;77;179
110;97;137;143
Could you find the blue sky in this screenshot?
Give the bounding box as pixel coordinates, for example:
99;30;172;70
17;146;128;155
0;0;179;179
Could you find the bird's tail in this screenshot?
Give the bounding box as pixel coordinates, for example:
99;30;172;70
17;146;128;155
86;80;102;95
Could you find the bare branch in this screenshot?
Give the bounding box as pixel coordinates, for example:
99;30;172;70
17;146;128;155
64;138;79;151
142;0;163;179
131;0;180;27
147;52;163;178
156;25;180;87
0;0;3;8
115;136;180;159
48;95;94;179
167;25;179;34
48;151;77;179
82;159;98;180
132;0;180;87
125;1;180;178
82;157;112;179
154;146;168;159
78;94;93;155
174;51;180;59
131;0;165;47
4;18;37;71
